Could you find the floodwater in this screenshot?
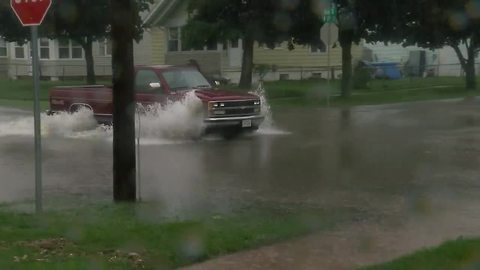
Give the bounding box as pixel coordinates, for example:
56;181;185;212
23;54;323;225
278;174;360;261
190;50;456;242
1;98;480;268
182;98;480;270
1;99;480;215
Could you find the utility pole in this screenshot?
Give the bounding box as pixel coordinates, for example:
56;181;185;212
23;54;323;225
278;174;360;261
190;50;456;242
111;0;137;202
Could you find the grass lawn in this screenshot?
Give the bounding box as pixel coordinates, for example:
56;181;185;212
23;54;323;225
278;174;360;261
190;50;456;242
0;202;361;269
264;77;478;108
269;85;477;108
0;79;90;101
0;77;477;111
361;238;480;270
0;79;109;111
0;99;50;111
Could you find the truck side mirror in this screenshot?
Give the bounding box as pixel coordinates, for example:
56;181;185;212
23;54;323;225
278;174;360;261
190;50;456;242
149;82;162;89
148;82;164;93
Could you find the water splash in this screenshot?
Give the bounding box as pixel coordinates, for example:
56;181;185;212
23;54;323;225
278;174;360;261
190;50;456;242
254;81;290;135
43;108;99;137
136;91;204;140
0;92;204;143
0;108;100;138
0;89;288;140
255;80;274;127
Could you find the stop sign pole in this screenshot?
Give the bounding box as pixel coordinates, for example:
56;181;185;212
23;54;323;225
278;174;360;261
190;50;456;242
11;0;52;213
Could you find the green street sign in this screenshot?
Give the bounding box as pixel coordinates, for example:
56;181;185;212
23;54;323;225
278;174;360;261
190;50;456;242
323;6;337;23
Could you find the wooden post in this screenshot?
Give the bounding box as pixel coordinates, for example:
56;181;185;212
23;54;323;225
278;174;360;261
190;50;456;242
111;0;136;202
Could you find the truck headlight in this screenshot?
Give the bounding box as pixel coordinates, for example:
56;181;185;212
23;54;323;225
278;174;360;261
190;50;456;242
254;100;261;106
208;102;219;110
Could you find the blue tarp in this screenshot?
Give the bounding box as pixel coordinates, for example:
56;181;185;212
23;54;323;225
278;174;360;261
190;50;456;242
369;62;402;79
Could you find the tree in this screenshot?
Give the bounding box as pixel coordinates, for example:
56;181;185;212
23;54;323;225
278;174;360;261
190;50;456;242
333;0;403;97
0;2;29;42
399;0;479;90
183;0;324;89
52;0;110;84
334;0;479;94
0;0;151;85
53;0;151;84
111;0;138;202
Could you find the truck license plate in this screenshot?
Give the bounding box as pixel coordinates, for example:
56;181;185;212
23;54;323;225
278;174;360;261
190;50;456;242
242;120;252;128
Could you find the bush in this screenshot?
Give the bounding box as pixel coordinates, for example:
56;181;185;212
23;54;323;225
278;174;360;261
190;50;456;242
353;65;374;89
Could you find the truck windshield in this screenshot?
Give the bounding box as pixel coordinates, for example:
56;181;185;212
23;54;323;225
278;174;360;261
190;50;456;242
162;69;212;91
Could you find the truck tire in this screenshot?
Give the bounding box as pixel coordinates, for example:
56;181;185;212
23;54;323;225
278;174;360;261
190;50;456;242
70;104;93;113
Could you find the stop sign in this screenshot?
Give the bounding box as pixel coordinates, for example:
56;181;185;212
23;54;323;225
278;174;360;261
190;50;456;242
11;0;52;26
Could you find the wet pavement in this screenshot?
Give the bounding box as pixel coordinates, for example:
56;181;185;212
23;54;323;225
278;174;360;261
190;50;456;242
1;98;480;268
184;199;480;270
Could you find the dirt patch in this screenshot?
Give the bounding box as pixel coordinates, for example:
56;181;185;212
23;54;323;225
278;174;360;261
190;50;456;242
13;238;72;263
98;249;146;268
12;238;145;268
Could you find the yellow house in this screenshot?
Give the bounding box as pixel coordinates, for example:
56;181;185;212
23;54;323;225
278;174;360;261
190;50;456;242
143;0;364;83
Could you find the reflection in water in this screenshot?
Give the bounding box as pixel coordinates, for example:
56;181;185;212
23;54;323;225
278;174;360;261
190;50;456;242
0;100;480;222
3;101;480;269
339;109;354;171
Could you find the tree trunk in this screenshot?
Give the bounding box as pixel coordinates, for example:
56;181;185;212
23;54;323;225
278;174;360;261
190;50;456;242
239;35;254;89
466;46;477;90
83;37;96;85
111;0;136;202
452;44;477;91
339;30;353;98
465;60;476;90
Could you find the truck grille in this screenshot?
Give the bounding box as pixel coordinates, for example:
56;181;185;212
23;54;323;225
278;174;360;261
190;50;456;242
226;108;255;115
222;100;257;107
209;100;260;117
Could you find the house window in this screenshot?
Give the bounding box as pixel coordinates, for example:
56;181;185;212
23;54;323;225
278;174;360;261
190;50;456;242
39;38;50;59
58;39;70;59
14;43;25;59
168;27;180;52
0;38;6;57
98;38;112;56
168;27;219;52
59;39;83;59
71;41;83;59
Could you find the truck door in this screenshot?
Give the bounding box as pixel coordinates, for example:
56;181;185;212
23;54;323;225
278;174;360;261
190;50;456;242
134;69;167;108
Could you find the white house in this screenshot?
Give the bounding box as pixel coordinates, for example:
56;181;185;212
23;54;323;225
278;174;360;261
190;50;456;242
363;42;480;77
0;37;113;80
143;0;365;83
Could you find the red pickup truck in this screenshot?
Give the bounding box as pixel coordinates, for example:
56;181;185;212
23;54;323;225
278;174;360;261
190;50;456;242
48;65;264;136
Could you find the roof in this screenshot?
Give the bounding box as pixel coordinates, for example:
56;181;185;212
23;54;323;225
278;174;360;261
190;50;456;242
136;65;199;71
135;64;173;71
144;0;184;26
145;64;174;69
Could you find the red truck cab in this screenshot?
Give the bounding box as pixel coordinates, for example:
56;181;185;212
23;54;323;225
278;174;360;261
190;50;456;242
48;65;264;135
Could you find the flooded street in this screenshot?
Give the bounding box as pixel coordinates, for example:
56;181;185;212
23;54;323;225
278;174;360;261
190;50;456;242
1;100;480;213
1;99;480;244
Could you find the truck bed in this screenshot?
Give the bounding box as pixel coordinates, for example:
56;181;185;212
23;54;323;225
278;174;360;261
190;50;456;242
49;85;113;117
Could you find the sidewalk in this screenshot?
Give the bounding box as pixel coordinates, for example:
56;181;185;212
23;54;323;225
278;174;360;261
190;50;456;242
183;202;480;270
